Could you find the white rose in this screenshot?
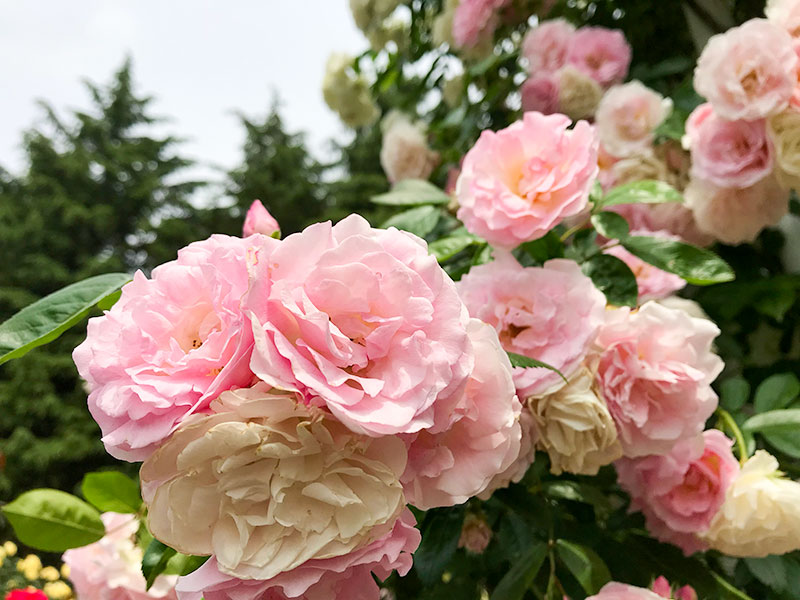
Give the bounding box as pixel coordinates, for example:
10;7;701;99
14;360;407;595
322;53;380;128
557;66;603;122
703;450;800;557
768;108;800;190
380;112;440;183
529;368;622;476
349;0;401;32
140;385;406;580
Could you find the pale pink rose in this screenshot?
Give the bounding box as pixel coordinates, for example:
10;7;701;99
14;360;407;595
455;111;598;249
401;319;521;509
242;199;280;238
175;511;420;600
651;576;698;600
380;113;439;183
73;234;265;461
595;302;722;457
767;0;800;37
478;404;537;499
521;73;560;115
587;583;663;600
595;81;672;158
452;0;510;49
458;514;492;554
244;214;472;437
63;513;177;600
694;19;797;121
685;103;774;188
604;231;687;303
616;430;739;554
609;203;715;247
566;27;632;88
521;19;575;74
685;175;790;245
458;253;606;398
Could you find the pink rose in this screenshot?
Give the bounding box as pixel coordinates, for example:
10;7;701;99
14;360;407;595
401;319;522;509
63;513;177;600
616;430;740;554
478;404;537;499
686;103;774;188
175;511;420;600
244;214;472;436
452;0;510;49
242;199;280;238
694;19;797;120
73;235;264;461
609;203;715;247
521;19;575;74
455;112;598;249
457;254;606;398
651;576;698;600
685;175;790;245
566;27;632;88
587;583;663;600
767;0;800;38
604;231;686;303
595;302;722;457
521;73;560;115
595;81;672;158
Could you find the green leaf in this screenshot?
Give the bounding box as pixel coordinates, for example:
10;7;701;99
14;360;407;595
590;212;629;240
720;376;750;412
413;507;465;585
581;254;638;307
542;481;612;517
429;236;480;262
599;180;684;209
622;236;734;285
517;231;565;264
742;409;800;434
744;555;800;596
81;471;142;514
710;571;756;600
371;179;451;206
164;553;210;577
490;541;548;600
382;205;441;238
0;273;131;365
507;352;568;383
1;489;105;552
754;373;800;413
556;540;611;594
142;539;176;590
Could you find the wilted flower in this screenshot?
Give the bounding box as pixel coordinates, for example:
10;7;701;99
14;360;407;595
557;65;604;121
458;514;492;554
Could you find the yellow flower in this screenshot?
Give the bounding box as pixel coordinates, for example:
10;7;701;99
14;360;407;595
60;564;71;579
17;554;43;581
44;581;72;600
40;566;60;582
3;541;18;556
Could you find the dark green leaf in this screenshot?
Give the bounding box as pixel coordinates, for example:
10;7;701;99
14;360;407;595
1;489;105;552
371;179;451;206
490;541;548;600
754;373;800;413
754;287;796;322
556;540;611;594
0;273;131;365
591;212;629;240
743;409;800;434
744;555;800;595
720;377;750;412
429;236;480;262
413;508;465;585
581;254;638;307
81;471;142;514
507;352;568;383
622;236;734;285
517;231;565;264
710;571;756;600
542;481;612;517
599;180;683;208
142;539;176;590
382;205;441;238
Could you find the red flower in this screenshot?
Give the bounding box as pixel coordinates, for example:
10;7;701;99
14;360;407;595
5;589;48;600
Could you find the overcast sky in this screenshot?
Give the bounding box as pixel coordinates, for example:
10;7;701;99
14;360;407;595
0;1;365;184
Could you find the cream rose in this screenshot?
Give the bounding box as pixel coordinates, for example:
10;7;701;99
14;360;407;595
557;65;603;121
322;53;380;128
380;112;440;183
703;450;800;557
529;368;622;476
140;385;406;580
768;108;800;189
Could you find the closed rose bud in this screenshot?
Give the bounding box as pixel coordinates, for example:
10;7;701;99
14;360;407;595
242;199;280;238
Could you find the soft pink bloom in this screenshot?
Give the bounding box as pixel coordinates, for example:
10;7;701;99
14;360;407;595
521;73;560;115
521;19;575;73
609;203;715;247
617;430;739;554
455;111;598;249
767;0;800;38
401;319;522;509
685;175;790;245
595;302;722;457
63;513;177;600
566;27;632;88
651;576;698;600
458;254;606;398
73;235;264;461
587;583;663;600
595;81;672;158
694;19;797;120
242;199;280;238
452;0;510;49
175;511;420;600
686;103;774;188
604;231;686;303
244;214;472;436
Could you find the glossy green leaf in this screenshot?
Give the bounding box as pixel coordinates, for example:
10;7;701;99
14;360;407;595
742;409;800;434
382;205;441;238
591;212;629;240
1;489;105;552
556;540;611;594
142;539;176;590
581;254;638;307
720;376;750;412
429;236;480;262
82;471;142;514
754;373;800;413
0;273;131;365
599;180;684;208
164;553;210;577
622;236;734;285
507;352;568;383
371;179;451;206
490;541;548;600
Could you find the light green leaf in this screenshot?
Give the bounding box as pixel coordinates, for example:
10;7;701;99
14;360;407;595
590;212;629;240
382;205;441;238
1;489;105;552
581;254;638;308
506;352;568;383
429;236;480;262
82;471;142;514
599;180;683;208
622;236;734;285
556;539;611;594
754;373;800;414
0;273;131;365
371;179;451;206
490;541;548;600
742;409;800;434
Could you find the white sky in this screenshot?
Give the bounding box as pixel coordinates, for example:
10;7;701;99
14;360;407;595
0;1;365;187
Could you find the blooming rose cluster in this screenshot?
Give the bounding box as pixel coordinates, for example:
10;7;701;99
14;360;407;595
74;212;524;599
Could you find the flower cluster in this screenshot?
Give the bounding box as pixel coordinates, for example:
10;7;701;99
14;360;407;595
74;211;524;599
0;542;72;600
